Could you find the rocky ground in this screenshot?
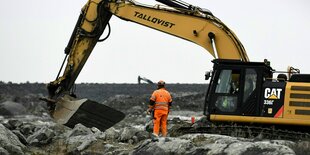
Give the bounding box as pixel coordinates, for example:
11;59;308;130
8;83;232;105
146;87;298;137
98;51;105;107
0;83;310;155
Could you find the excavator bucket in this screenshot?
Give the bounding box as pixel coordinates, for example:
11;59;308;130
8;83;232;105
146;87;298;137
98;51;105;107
51;95;125;131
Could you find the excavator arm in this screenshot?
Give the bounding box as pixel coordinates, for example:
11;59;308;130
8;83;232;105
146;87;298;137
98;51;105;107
46;0;249;131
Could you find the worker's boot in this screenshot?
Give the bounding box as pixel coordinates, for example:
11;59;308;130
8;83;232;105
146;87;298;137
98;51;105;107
151;133;159;142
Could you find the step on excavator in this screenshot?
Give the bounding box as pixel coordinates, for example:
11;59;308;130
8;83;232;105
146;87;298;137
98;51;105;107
43;0;310;138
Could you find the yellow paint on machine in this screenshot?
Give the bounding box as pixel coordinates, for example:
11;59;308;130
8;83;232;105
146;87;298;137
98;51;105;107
210;115;310;126
283;82;310;120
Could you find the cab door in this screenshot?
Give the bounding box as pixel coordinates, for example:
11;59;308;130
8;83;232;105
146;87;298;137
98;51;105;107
240;68;260;116
209;68;242;115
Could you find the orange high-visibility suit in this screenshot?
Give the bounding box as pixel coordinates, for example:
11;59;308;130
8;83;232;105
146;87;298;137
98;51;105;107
149;87;172;137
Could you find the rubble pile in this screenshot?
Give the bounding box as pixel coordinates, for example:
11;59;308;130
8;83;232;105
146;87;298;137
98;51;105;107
1;117;309;155
0;83;309;154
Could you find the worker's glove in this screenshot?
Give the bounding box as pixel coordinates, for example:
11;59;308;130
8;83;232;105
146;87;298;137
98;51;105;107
146;109;152;115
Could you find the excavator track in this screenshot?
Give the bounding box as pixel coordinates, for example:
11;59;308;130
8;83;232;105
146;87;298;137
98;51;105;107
172;123;310;141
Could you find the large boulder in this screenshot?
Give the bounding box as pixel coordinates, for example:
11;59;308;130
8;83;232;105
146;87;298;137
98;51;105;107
100;127;120;141
4;119;24;130
64;124;98;153
65;123;93;138
65;134;97;153
118;126;150;144
27;126;56;146
118;127;140;143
0;147;9;155
0;123;25;155
0;101;27;115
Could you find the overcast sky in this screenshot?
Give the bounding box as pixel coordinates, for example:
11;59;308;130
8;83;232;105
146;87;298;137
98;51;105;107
0;0;309;84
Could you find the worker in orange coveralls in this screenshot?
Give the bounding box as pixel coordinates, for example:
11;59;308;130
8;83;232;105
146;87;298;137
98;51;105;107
147;80;172;141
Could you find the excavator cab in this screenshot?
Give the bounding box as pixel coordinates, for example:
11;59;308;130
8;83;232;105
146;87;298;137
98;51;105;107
204;59;274;118
204;59;310;128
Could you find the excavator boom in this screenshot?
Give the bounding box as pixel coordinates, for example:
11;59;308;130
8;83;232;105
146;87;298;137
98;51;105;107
108;0;249;61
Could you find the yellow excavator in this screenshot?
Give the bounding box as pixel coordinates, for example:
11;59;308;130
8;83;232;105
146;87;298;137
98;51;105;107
44;0;310;138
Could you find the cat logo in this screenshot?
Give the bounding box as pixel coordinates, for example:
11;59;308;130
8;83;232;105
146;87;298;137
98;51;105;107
264;88;282;99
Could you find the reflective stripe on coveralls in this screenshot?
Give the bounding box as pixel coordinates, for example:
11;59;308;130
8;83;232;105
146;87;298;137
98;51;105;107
154;102;169;110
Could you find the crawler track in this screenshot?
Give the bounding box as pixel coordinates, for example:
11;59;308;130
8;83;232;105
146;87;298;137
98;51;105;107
172;123;310;141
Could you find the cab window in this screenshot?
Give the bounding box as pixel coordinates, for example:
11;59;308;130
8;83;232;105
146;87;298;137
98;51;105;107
243;69;257;103
214;69;240;112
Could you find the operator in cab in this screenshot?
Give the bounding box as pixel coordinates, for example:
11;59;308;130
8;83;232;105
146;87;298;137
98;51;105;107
147;80;173;141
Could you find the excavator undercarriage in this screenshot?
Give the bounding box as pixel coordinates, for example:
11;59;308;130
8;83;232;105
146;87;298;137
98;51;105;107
172;121;310;141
